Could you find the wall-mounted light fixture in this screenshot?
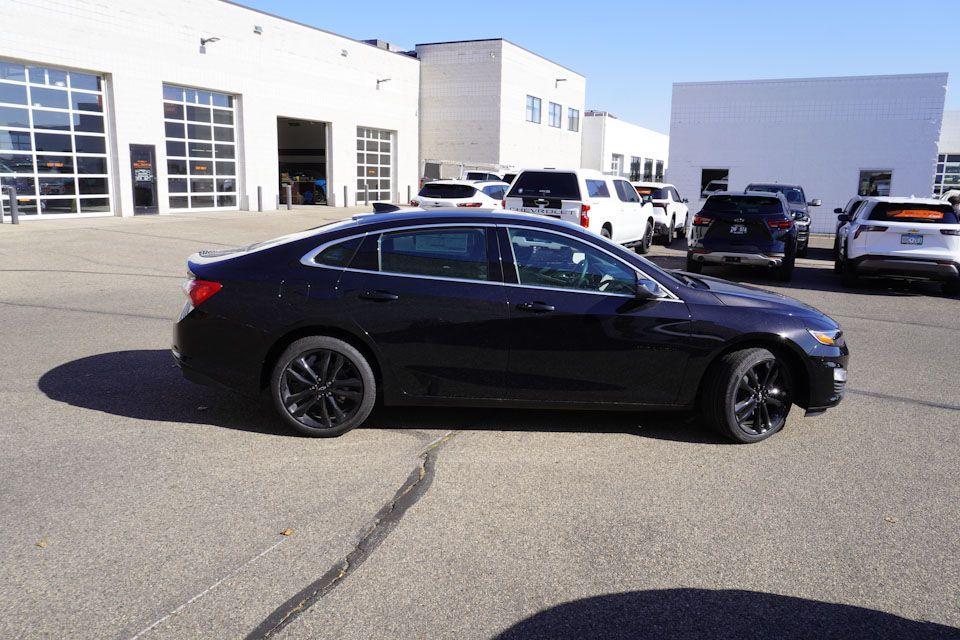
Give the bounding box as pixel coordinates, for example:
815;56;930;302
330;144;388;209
376;78;392;90
555;77;568;88
199;36;220;54
253;25;263;35
341;49;349;57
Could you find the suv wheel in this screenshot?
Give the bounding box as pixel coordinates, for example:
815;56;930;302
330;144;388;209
702;347;793;443
601;226;612;240
270;336;376;437
777;254;795;282
661;216;676;246
685;255;702;273
841;250;860;287
635;220;653;254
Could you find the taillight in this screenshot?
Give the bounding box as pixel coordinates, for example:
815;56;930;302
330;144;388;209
501;199;506;209
767;218;794;229
410;199;419;206
693;214;713;226
941;228;960;236
183;278;222;307
579;204;591;228
853;225;888;239
457;202;482;207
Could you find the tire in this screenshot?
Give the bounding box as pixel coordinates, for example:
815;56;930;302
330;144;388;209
777;254;795;282
601;226;612;240
797;243;808;258
942;280;960;296
701;347;793;444
841;252;859;288
660;216;676;246
635;219;653;254
270;336;376;437
685;255;702;273
832;239;842;273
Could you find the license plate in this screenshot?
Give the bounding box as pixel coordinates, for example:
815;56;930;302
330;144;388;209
723;256;741;263
520;207;560;217
730;224;748;235
900;233;923;245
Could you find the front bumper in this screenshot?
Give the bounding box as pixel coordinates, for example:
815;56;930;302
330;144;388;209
851;255;960;282
804;352;848;414
689;251;785;267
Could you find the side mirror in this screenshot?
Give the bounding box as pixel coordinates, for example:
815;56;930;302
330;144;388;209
808;199;822;207
833;207;843;214
837;213;851;223
635;278;663;300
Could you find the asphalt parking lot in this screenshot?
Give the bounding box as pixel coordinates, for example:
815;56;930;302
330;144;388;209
0;209;958;639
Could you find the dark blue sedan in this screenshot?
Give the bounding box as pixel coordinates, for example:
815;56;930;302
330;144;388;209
173;210;848;443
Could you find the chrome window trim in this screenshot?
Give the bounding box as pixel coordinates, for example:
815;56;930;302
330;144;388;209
299;221;682;302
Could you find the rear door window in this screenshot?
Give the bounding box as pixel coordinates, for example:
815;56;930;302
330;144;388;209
614;180;640;202
379;227;490;281
867;203;958;224
419;183;477;199
585;179;610;198
509;171;581;200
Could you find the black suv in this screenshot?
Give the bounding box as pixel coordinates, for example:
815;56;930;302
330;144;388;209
686;192;798;281
745;183;820;257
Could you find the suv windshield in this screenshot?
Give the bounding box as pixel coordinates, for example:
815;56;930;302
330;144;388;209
509;172;581;201
747;184;804;204
703;195;783;215
419;184;477;199
867;202;958;224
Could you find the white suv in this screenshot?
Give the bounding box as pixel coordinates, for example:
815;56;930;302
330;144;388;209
835;196;960;295
412;180;509;209
632;182;689;245
504;169;658;253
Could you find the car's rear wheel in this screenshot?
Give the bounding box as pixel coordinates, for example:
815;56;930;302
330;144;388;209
685;255;702;273
270;336;376;437
702;347;793;443
841;251;859;287
601;225;612;240
635;220;653;254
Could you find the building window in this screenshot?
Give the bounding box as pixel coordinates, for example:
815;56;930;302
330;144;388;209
629;157;642;181
643;159;654;182
858;169;892;197
356;126;393;203
525;95;541;124
700;168;729;198
611;154;623;176
0;58;110;216
567;108;579;132
162;84;237;210
548;102;561;128
933;155;959;196
655;160;664;182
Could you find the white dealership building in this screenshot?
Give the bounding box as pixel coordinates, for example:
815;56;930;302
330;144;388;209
580;110;669;183
666;73;948;232
935;110;960;197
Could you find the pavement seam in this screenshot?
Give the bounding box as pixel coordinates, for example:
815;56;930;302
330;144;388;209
244;430;457;639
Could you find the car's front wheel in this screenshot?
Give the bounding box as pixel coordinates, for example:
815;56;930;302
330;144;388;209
270;336;376;437
702;347;793;443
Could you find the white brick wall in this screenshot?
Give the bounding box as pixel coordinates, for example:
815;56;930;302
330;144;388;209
667;73;947;233
1;0;420;216
939;110;960;152
580;112;669;178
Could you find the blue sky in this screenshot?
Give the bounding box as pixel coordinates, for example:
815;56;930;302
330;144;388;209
243;0;956;134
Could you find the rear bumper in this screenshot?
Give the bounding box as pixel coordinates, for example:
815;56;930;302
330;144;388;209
851;255;960;281
689;251;785;267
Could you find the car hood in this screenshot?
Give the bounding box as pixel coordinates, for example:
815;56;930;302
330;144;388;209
678;272;836;324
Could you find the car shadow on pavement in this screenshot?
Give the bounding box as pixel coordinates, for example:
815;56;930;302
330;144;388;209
492;588;959;640
37;350;728;444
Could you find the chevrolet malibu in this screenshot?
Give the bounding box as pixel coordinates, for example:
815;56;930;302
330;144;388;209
173;211;848;443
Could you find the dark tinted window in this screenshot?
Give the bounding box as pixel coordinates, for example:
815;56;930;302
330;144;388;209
380;228;488;281
482;185;506;200
313;237;362;267
614;180;640;202
418;183;477;199
747;184;805;204
585;179;610;198
867;203;957;224
703;195;783;215
509;171;580;200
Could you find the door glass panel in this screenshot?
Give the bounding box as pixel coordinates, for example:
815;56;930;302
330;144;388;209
508;227;637;295
379;227;488;281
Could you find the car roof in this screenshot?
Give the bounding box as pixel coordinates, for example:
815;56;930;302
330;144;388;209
860;196;946;205
516;167;608;180
631;181;673;188
346;209;582;230
424;179;507;187
746;182;802;189
712;190;786;199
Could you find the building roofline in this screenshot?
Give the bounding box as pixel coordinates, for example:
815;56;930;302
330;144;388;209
216;0;418;61
674;71;948;88
415;38;583;78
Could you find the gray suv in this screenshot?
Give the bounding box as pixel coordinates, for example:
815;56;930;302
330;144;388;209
746;183;820;257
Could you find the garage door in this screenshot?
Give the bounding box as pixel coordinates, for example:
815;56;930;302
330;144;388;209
356;127;393;203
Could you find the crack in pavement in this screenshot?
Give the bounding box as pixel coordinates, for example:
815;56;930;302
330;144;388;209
245;430;457;639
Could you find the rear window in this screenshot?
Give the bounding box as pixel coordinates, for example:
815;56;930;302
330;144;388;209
867;202;958;224
313;236;362;267
747;184;805;204
419;183;477;199
635;186;668;199
508;171;581;200
703;195;783;215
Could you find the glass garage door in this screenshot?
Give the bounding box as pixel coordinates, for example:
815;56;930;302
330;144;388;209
162;84;238;211
356;127;393;203
0;59;111;216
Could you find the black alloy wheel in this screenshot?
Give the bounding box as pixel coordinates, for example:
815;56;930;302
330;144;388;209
271;336;376;437
732;360;789;437
635;220;654;254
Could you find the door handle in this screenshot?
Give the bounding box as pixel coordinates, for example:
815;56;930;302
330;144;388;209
517;301;555;313
359;290;399;302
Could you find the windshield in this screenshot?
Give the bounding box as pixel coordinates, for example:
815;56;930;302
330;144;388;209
419;183;477;199
508;172;581;201
748;184;804;204
867;202;958;224
703;195;783;215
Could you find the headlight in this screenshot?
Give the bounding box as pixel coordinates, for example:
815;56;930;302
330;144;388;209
808;329;842;346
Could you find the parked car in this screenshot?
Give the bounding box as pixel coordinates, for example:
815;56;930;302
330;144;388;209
745;183;820;257
463;171;503;182
832;196;869;268
834;197;960;295
503;169;658;253
701;179;728;199
412;180;508;209
686;191;798;281
632;181;689;246
173;210;848;444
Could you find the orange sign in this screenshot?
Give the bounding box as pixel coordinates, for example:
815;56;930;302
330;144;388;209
133;160;152;169
889;209;944;220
